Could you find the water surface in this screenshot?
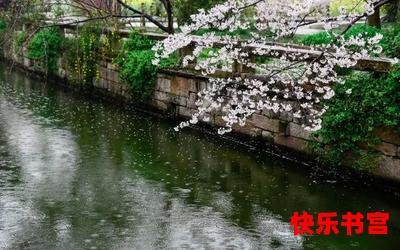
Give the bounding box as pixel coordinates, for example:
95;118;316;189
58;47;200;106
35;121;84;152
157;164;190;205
0;65;399;249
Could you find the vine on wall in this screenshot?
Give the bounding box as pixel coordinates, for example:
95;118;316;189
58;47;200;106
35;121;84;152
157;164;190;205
63;25;103;84
63;23;123;85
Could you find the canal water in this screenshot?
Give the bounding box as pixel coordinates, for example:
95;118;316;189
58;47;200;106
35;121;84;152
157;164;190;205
0;64;399;250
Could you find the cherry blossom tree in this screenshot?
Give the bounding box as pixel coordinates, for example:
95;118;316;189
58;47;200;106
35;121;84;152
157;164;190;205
152;0;397;134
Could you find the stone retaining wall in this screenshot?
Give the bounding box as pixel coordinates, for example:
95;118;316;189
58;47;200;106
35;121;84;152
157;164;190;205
5;48;400;182
151;72;400;181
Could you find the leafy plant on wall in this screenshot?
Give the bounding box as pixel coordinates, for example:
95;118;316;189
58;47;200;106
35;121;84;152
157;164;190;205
116;31;179;101
312;66;400;170
63;24;103;85
27;27;62;75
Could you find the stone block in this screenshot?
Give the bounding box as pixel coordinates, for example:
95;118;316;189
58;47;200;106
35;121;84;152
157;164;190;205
188;93;198;109
151;100;169;111
375;156;400;182
101;79;109;89
107;81;114;92
251;114;280;132
375;126;400;145
92;78;99;88
262;109;280;119
274;135;310;153
156;78;171;92
279;121;289;136
188;79;198;92
100;60;107;67
279;111;293;122
232;123;257;136
198;81;208;92
376;142;398;157
153;91;170;102
178;106;193;118
106;69;113;81
112;82;121;94
23;57;31;68
171;76;190;97
213;115;253;135
289;122;312;140
262;130;274;142
107;62;117;70
171;95;187;106
110;70;119;83
250;128;262;137
214;115;226;127
99;67;107;79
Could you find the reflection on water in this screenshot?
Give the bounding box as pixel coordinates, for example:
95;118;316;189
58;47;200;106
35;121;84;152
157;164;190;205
0;65;399;250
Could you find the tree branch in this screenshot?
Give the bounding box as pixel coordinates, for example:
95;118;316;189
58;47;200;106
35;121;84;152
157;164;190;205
116;0;170;33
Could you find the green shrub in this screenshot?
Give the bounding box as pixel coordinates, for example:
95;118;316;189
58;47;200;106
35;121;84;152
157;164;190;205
380;25;400;58
301;25;380;46
0;19;6;33
123;31;154;51
27;27;62;74
119;49;156;99
301;24;400;58
301;31;333;46
312;66;400;170
116;32;179;100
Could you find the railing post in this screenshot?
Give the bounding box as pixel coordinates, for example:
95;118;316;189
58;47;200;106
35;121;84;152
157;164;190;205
141;3;146;30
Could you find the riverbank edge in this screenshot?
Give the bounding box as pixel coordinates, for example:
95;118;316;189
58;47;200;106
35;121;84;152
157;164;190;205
2;58;400;195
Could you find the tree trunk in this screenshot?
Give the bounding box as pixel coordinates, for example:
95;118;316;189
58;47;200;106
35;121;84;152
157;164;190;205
164;0;174;34
368;7;381;28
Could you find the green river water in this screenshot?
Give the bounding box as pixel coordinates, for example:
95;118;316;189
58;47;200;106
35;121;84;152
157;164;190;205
0;64;399;249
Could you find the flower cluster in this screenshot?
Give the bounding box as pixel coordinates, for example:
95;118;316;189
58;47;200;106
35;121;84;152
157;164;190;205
153;0;393;134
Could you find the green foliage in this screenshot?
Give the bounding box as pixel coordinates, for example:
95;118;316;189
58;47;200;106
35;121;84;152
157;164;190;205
63;25;103;84
197;47;219;61
301;32;333;46
312;66;400;171
119;49;156;99
174;0;225;25
14;31;28;54
380;25;400;58
123;31;154;51
301;25;380;46
0;19;6;33
116;32;179;100
27;27;62;74
342;25;380;40
301;24;400;58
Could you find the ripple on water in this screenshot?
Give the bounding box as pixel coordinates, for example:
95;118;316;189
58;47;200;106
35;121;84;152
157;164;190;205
0;67;399;250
